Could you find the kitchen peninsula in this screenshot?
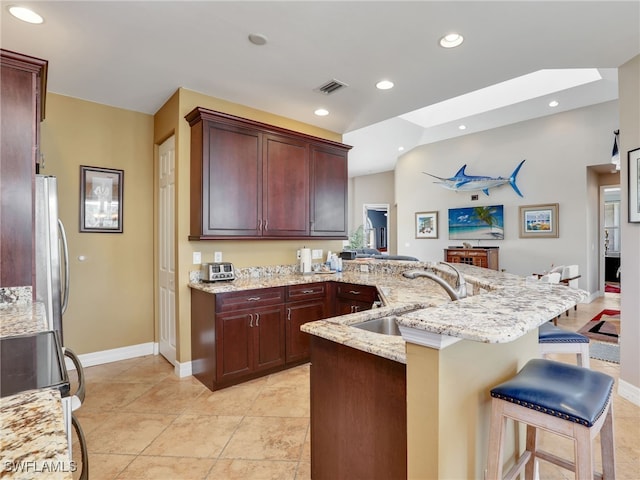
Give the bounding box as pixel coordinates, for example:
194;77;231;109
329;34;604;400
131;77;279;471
189;259;586;479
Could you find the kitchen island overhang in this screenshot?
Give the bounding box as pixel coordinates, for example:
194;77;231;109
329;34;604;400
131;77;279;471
300;262;587;480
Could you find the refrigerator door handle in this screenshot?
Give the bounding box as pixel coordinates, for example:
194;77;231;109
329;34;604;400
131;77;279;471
58;219;70;315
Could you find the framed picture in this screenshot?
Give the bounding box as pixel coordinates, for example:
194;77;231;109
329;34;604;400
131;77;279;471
448;205;504;240
80;166;124;233
519;203;559;238
628;147;640;223
415;211;438;238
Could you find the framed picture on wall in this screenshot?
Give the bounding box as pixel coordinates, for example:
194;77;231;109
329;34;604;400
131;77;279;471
415;211;438;239
628;147;640;223
519;203;559;238
80;165;124;233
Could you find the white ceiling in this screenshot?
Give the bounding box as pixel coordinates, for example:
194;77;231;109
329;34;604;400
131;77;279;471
2;1;638;177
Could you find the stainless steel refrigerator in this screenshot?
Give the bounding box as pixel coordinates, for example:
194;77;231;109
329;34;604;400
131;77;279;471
35;175;88;477
35;175;69;343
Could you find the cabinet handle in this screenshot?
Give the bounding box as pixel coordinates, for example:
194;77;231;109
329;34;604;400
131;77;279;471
302;290;314;294
247;297;261;301
249;313;253;327
255;313;260;327
287;308;291;321
264;219;268;230
258;219;262;230
348;290;361;295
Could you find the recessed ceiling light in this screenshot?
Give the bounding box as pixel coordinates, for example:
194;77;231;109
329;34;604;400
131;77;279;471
376;80;394;90
548;100;559;107
458;124;467;130
248;33;268;46
439;33;463;48
8;5;43;24
398;146;404;152
314;108;329;116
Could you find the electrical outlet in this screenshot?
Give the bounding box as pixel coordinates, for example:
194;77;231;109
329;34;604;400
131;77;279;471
296;249;301;259
312;249;323;259
193;252;202;264
360;265;369;273
214;251;222;262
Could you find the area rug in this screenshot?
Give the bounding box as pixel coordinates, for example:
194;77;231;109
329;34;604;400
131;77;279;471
589;342;620;364
577;309;620;344
605;284;621;294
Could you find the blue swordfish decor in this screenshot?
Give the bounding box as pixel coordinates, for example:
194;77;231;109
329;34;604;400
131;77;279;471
423;159;526;197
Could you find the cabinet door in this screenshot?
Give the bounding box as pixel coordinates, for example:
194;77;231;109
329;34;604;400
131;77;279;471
286;300;327;363
310;144;348;237
263;134;309;236
203;122;262;236
253;305;286;373
216;310;253;383
0;51;46;288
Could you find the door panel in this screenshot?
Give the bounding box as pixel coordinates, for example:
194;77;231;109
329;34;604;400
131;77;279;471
253;305;285;372
217;311;252;382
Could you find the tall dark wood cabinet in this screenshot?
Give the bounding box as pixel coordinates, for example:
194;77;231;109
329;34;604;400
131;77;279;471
0;49;47;289
186;107;350;240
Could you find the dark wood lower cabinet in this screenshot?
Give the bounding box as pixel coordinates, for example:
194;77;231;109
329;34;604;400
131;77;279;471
310;336;407;480
285;299;326;364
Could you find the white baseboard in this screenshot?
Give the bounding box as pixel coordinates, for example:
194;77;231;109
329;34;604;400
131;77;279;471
174;360;192;378
618;378;640;407
65;342;157;370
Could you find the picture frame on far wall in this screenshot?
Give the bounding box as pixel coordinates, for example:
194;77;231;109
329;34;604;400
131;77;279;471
415;211;438;239
519;203;559;238
628;147;640;223
80;165;124;233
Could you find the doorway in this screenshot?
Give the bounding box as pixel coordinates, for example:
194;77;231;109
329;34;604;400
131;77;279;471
363;204;389;252
602;185;621;287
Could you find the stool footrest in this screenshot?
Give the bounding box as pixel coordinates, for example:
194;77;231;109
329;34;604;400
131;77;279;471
504;451;531;480
535;450;604;480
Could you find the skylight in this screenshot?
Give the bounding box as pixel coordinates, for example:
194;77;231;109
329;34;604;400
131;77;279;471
399;69;602;129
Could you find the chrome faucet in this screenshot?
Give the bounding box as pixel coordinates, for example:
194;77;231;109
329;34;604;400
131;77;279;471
402;262;467;301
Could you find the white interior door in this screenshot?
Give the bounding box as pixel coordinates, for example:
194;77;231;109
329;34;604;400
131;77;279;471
159;135;176;365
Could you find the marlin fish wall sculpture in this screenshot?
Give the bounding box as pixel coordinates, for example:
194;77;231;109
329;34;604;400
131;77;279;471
423;159;526;197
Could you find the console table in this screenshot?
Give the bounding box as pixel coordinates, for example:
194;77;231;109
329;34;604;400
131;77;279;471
444;247;499;271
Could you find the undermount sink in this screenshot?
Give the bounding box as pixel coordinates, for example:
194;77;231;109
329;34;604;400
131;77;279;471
353;316;402;336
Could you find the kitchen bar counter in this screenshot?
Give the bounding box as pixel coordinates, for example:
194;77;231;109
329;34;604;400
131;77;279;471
191;260;587;363
0;295;72;479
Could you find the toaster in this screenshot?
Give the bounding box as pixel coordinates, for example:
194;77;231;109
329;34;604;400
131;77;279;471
201;262;235;282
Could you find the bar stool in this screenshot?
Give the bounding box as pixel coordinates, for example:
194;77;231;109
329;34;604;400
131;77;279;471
487;359;615;480
538;322;590;368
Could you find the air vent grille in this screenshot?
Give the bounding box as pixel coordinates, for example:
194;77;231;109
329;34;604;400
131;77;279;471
314;79;348;95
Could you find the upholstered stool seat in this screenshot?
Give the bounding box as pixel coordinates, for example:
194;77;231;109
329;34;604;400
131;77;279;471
539;321;590;368
487;359;615;480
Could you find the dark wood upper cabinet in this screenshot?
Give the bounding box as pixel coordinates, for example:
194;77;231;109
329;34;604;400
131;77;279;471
0;49;48;289
186;107;350;240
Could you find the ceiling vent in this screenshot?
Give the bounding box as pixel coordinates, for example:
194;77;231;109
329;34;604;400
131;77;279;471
314;79;349;95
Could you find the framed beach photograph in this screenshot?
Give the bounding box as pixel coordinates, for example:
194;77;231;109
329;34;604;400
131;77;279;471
448;205;504;240
80;165;124;233
519;203;559;238
415;211;438;238
628;147;640;223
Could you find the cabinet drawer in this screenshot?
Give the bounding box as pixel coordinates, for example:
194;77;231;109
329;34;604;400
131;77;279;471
216;287;284;313
335;283;377;302
286;282;327;302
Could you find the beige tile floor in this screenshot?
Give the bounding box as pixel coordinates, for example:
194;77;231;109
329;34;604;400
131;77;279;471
72;291;639;479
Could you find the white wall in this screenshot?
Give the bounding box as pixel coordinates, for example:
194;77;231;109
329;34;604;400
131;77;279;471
619;55;640;398
395;101;619;294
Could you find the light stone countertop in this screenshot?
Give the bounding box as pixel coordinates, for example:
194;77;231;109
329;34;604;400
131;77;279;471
0;298;72;479
0;389;73;479
189;259;588;364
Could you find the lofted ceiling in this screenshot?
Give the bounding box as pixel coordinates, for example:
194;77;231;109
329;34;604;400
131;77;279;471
2;1;639;177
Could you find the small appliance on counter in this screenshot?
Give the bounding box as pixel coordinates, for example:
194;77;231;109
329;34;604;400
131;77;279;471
201;262;235;282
